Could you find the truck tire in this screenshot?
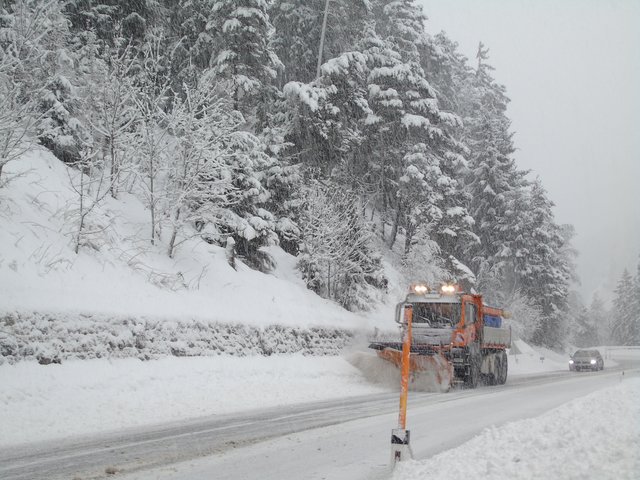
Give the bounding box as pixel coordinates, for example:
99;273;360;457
480;353;497;386
488;353;499;385
464;353;481;388
497;350;508;385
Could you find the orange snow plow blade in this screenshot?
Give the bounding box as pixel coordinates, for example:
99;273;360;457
375;346;454;389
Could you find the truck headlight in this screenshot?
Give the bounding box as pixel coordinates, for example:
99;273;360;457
441;284;457;294
590;359;596;364
411;284;429;294
569;360;574;364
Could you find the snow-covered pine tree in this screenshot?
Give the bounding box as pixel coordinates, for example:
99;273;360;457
250;80;304;256
259;151;302;255
208;0;282;120
270;0;325;85
430;152;477;285
586;293;608;346
270;0;370;85
282;49;370;178
572;306;594;348
148;1;288;268
418;31;472;116
1;1;88;165
216;129;281;271
520;180;571;347
493;184;532;302
464;42;528;284
38;72;88;165
167;0;221;94
111;0;160;42
64;0;118;44
397;143;456;255
610;269;639;345
358;14;431;247
0;10;39;182
398;142;477;285
64;0;160;46
416;31;479;280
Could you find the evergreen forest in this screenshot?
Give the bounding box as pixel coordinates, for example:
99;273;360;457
3;0;636;348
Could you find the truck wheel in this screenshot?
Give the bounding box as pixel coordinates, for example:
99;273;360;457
464;355;480;388
488;354;500;386
497;350;508;385
485;354;499;385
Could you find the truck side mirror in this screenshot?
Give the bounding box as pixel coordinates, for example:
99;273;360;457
395;302;404;324
395;302;413;324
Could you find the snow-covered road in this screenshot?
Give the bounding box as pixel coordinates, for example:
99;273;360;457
122;368;634;480
1;360;636;480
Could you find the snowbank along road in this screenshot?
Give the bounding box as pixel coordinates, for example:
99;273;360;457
1;355;637;480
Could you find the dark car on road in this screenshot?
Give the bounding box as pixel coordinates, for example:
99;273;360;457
569;349;604;371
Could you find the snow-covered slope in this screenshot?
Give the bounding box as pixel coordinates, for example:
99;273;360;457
0;150;382;330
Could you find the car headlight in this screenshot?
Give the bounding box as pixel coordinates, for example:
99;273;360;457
569;360;574;364
590;359;596;364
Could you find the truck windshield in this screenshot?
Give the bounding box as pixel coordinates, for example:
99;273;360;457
412;303;460;328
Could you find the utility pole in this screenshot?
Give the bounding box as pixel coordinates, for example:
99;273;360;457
316;0;331;79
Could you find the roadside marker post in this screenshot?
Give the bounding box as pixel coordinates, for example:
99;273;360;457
391;304;414;465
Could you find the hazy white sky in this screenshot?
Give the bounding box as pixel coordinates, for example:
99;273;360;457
419;0;640;304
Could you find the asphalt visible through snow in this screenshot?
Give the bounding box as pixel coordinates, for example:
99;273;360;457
1;357;638;480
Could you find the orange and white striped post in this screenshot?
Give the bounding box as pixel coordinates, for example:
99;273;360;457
391;303;414;465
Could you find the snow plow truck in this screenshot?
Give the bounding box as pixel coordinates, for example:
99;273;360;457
369;284;511;389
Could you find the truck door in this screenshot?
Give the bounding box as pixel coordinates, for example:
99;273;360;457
462;298;479;342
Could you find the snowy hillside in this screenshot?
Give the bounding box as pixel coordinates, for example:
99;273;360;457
0;151;392;345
